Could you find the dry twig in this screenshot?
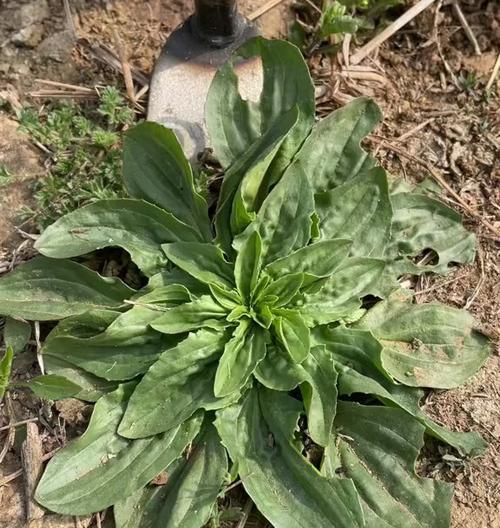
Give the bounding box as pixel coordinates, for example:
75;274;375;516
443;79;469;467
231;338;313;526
236;498;253;528
21;423;45;527
112;29;136;104
350;0;437;65
451;0;481;56
486;53;500;92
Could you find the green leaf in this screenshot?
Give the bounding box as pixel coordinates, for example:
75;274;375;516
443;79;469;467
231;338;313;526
35;199;201;276
123;122;211;240
326;402;453;528
0;346;14;400
388;192;476;273
114;422;227;528
42;306;178;381
206;37;314;169
254;344;307;390
0;257;134;321
215;388;364;528
315;168;392;258
229;108;301;237
261;273;303;307
215;108;299;256
265;238;352;280
299;257;385;325
35;384;203;515
300;346;338;447
234;230;262;302
241;163;315;266
320;4;371;37
3;317;31;353
147;268;209;298
208;284;241;310
272;309;310;363
357;295;491;388
162;242;234;289
214;320;267;397
314;324;486;455
151;295;228;334
118;329;230;438
21;375;81;400
44;355;117;402
291;97;381;192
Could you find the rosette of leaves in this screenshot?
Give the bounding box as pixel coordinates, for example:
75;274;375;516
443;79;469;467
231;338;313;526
0;38;490;528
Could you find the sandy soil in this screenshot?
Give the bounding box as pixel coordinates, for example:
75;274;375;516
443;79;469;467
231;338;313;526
0;1;498;527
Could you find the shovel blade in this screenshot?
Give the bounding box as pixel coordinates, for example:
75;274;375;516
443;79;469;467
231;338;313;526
147;19;262;160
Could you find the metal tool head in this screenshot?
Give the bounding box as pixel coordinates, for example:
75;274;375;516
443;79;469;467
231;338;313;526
147;1;262;160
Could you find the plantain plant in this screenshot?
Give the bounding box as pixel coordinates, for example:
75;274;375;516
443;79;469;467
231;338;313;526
0;39;490;528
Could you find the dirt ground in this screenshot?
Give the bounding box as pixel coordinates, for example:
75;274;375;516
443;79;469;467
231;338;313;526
0;1;499;527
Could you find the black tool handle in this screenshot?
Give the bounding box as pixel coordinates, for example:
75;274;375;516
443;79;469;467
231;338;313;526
192;0;243;46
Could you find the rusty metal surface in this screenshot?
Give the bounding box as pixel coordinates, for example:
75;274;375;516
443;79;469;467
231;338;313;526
147;16;262;160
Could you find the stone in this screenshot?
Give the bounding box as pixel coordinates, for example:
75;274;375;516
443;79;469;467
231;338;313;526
15;0;50;28
36;30;76;62
11;24;45;47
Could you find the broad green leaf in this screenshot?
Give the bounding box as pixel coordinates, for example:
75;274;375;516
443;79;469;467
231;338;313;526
215;388;364;528
299;257;385;325
272;309;310;363
241;163;314;266
326;402;453;528
0;346;14;400
388;192;475;273
0;257;134;321
265;238;352;280
147;268;209;298
314;325;486;455
215;108;299;256
234;230;262;302
315;168;392;258
43;305;178;381
35;384;203;515
208;284;241;310
254;344;307;390
292;97;381;192
35;199;201;276
230;108;301;237
214;320;267;397
114;422;227;528
162;242;234;289
123;122;211;240
261;273;303;307
300;346;338;447
206;37;314;169
44;355;117;402
118;329;230;438
151;295;228;334
21;375;81;400
357;295;491;388
3;317;31;353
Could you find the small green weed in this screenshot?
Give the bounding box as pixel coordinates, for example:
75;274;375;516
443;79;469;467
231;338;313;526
18;87;135;229
0;165;12;187
292;0;404;54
